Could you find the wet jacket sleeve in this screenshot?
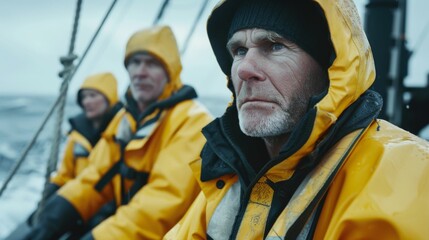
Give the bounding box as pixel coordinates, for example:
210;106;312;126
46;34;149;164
57;138;118;222
21;138;118;240
91;110;209;239
315;122;429;239
164;191;208;240
50;137;75;186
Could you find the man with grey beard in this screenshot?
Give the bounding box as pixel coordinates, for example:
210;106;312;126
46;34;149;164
165;0;429;239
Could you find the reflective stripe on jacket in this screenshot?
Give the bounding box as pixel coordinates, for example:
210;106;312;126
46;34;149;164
167;120;429;239
50;130;92;186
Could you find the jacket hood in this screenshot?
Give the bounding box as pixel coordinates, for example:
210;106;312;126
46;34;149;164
77;72;119;108
124;25;183;101
207;0;376;169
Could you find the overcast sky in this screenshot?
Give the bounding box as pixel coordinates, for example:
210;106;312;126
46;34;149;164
0;0;428;100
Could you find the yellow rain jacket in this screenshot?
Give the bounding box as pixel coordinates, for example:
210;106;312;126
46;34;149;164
50;72;120;187
165;0;429;239
28;25;213;240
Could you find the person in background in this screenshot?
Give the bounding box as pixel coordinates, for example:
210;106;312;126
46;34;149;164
23;25;212;240
6;72;122;240
165;0;429;239
49;72;122;193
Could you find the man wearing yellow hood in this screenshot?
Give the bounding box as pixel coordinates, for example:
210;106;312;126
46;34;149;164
23;25;212;239
165;0;429;239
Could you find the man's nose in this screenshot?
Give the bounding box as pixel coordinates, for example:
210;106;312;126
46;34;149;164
237;49;265;82
136;62;150;76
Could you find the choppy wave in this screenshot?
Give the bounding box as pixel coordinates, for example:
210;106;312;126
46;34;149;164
0;136;56;239
0;143;18;163
0;98;29;112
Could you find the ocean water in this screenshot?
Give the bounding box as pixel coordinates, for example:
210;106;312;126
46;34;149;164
0;94;229;239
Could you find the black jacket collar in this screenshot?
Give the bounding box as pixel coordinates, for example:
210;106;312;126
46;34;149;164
200;90;383;185
124;85;198;129
69;102;123;146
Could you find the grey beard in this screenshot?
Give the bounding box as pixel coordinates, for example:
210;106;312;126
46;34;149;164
238;108;294;137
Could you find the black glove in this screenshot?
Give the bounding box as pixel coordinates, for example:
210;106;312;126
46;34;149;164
25;194;83;240
4;183;62;240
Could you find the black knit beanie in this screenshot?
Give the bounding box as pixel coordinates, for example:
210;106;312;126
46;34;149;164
227;0;333;70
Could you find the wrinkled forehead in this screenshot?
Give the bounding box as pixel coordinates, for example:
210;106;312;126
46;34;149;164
226;28;301;58
128;51;158;62
227;29;289;46
126;51;168;71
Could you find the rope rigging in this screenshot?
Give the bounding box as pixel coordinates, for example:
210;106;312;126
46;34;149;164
181;0;210;55
36;0;83;221
153;0;171;26
0;0;119;198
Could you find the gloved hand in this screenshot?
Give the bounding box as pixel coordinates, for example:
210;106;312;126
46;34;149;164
4;183;62;240
19;194;83;240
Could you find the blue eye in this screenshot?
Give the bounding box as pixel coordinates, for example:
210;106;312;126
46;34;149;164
271;43;285;51
234;47;247;56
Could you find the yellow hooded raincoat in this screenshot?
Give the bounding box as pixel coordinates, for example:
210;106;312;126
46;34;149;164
50;72;120;187
165;0;429;239
29;26;212;240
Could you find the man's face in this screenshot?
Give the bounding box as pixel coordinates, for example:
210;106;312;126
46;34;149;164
126;53;169;106
227;28;327;137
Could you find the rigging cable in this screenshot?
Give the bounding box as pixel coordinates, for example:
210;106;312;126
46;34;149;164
153;0;170;26
46;0;82;196
413;19;429;56
181;0;210;55
35;0;84;222
0;0;119;198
